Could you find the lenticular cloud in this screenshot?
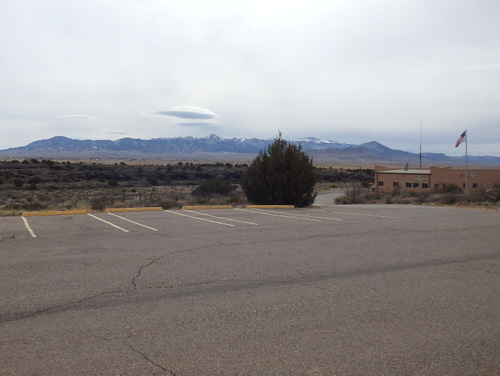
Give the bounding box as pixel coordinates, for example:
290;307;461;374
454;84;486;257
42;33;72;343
152;106;220;120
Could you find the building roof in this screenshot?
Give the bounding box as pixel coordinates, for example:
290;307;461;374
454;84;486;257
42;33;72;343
378;169;431;174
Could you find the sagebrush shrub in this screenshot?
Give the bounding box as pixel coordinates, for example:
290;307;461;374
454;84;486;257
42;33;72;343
192;178;235;197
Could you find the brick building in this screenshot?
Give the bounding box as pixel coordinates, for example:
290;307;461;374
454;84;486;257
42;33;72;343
374;166;500;194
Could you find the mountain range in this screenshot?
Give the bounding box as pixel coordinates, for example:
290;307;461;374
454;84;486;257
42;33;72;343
1;134;499;166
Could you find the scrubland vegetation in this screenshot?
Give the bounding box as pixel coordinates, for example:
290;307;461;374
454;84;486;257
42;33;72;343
336;182;500;209
0;159;373;215
1;158;495;214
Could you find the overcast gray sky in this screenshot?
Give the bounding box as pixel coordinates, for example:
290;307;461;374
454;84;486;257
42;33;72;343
1;0;499;156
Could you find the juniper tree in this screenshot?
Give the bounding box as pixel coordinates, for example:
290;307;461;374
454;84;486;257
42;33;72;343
241;133;317;207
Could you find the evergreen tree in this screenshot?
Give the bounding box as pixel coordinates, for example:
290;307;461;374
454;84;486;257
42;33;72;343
241;133;317;207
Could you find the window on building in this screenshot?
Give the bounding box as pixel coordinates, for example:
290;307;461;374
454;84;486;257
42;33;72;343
378;181;384;186
434;184;440;189
406;182;412;188
393;182;399;187
494;183;499;189
422;183;429;189
463;183;467;189
473;183;478;189
413;183;419;188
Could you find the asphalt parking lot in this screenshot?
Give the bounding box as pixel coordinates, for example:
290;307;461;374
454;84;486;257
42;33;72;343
1;205;499;375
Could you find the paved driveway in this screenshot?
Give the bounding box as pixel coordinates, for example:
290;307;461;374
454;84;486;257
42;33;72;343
313;188;345;206
1;205;499;375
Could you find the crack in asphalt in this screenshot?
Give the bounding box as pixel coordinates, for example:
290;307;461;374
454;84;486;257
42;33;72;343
456;263;500;276
127;344;178;375
0;288;125;325
0;233;15;241
90;329;179;374
131;243;220;289
132;254;169;290
142;278;249;290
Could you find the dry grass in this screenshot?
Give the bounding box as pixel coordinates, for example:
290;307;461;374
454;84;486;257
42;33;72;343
335;184;500;209
0;184;249;213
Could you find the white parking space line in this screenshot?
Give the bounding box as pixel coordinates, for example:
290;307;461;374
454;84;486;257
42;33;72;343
190;210;259;226
308;208;397;219
235;208;321;222
272;209;343;221
164;210;235;227
21;217;37;238
87;214;129;232
107;213;158;231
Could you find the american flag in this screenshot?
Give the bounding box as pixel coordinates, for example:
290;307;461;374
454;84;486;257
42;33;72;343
455;130;466;147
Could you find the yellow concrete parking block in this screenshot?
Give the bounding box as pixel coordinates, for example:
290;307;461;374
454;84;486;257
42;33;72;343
22;210;88;217
105;207;163;213
247;205;295;209
181;205;233;210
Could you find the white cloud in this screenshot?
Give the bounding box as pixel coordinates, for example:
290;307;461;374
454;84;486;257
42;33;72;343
148;106;220;130
150;106;220;121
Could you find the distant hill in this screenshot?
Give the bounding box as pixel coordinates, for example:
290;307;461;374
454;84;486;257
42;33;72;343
309;141;500;166
1;134;499;166
0;134;352;154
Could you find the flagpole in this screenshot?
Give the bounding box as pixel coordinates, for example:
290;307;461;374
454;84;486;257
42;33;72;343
465;128;468;194
419;119;422;169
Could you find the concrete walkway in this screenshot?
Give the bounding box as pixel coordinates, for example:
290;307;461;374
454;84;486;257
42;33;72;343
313;188;344;206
